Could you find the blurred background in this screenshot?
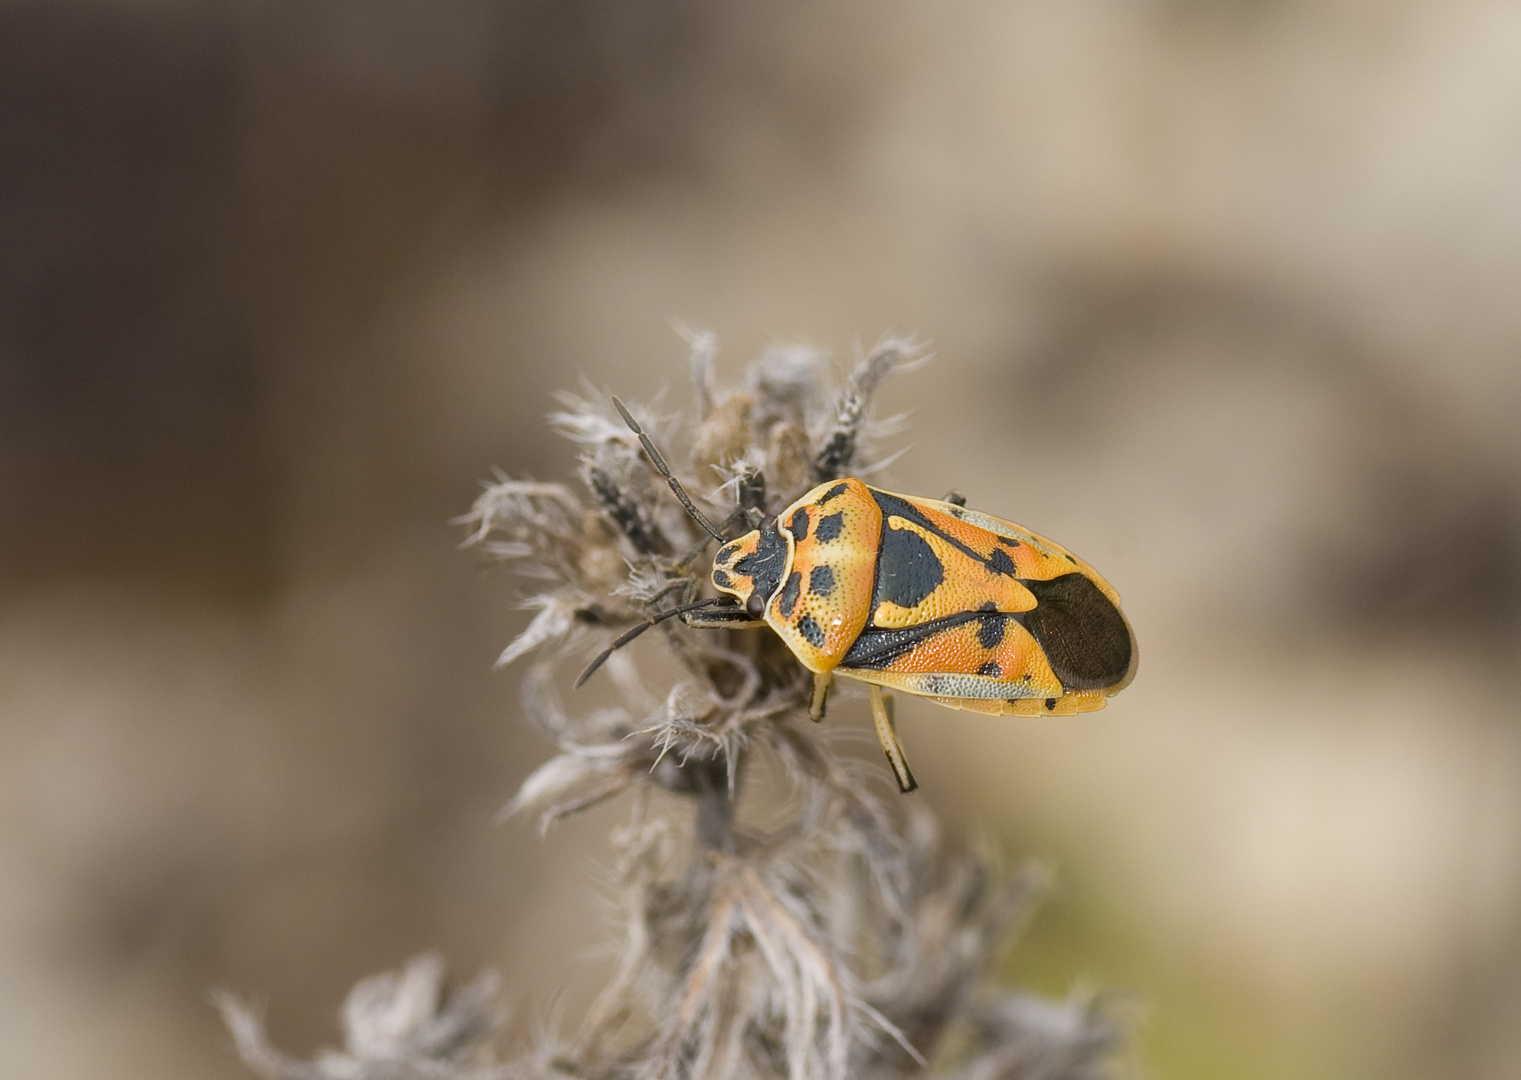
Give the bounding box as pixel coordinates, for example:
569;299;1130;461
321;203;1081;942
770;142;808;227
3;1;1519;1077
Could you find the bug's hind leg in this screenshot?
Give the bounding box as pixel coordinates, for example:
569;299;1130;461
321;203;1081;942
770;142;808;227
868;684;918;793
809;671;832;723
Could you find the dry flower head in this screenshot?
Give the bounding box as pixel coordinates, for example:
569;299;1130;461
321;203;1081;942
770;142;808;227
220;335;1125;1080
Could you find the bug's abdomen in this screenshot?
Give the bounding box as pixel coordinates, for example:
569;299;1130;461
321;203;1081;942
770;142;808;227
766;479;881;672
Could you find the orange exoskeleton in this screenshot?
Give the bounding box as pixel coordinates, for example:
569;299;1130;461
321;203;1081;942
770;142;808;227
579;398;1137;794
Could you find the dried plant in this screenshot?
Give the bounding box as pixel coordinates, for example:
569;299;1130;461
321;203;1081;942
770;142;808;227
219;335;1126;1080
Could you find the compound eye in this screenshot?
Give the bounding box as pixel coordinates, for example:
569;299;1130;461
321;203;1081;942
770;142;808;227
757;514;776;533
745;592;766;619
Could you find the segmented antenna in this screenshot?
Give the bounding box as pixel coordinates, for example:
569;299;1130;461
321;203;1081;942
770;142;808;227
574;597;721;688
611;396;727;542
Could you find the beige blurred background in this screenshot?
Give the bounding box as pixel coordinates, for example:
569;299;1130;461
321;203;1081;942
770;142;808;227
3;2;1519;1077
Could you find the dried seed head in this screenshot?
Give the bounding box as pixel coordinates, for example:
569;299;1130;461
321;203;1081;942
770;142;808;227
225;331;1124;1080
691;391;754;474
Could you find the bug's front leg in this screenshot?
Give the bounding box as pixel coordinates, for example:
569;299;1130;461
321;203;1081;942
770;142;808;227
681;607;767;630
869;684;918;794
809;671;832;723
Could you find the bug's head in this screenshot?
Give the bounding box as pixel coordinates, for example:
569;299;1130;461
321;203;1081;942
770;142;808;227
711;515;788;619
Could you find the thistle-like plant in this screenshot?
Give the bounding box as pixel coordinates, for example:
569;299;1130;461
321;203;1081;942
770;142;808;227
220;334;1124;1080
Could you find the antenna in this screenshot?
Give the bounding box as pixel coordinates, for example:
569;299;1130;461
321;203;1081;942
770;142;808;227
612;396;726;542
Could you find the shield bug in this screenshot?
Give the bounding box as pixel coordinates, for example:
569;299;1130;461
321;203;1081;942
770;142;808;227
579;398;1137;793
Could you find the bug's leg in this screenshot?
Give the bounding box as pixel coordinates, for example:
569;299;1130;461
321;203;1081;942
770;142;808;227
682;607;766;629
868;684;918;793
672;506;751;570
672;532;718;571
574;597;722;688
735;463;767;515
645;577;696;606
942;490;967;507
809;671;832;723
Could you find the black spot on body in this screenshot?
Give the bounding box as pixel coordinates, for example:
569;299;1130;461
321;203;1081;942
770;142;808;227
977;615;1006;650
987;547;1017;576
1045;698;1057;710
779;571;802;618
717;542;741;564
978;661;1001;677
815;513;845;543
712;569;735;590
788;508;810;542
876;524;944;609
1016;573;1133;690
809;565;835;597
796;614;825;648
820;482;849;504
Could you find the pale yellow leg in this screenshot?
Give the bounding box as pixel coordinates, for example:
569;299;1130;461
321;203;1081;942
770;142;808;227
868;684;918;793
809;671;832;723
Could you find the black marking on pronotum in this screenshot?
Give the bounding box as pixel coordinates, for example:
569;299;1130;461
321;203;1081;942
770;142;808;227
809;564;835;597
820;482;849;504
876;524;944;609
733;524;788;607
716;542;742;564
976;614;1006;650
796;614;825;648
841;610;985;670
978;661;1001;677
1015;572;1132;689
815;512;845;543
788;508;810;542
712;569;735;590
1045;698;1058;710
987;547;1017;576
779;571;802;618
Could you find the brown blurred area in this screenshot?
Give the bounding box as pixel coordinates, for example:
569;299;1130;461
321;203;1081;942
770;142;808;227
3;2;1519;1077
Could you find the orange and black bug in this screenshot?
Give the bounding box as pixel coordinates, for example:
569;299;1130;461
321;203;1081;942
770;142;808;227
579;398;1137;793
